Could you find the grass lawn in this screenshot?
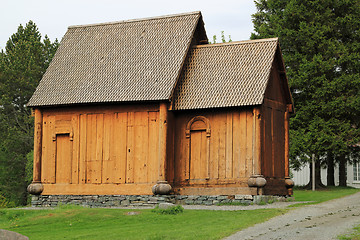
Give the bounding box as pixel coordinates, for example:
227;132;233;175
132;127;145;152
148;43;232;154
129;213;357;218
1;186;358;239
338;224;360;240
0;205;286;240
291;186;360;207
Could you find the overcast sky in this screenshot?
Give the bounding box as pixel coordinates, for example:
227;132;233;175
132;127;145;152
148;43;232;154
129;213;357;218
1;0;257;50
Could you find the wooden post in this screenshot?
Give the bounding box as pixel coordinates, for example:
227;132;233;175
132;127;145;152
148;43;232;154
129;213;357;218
33;108;43;183
253;108;262;176
27;108;44;195
248;108;266;195
284;111;289;178
158;102;168;181
152;102;172;195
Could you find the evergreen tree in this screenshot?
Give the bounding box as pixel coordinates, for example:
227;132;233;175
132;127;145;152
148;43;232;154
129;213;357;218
251;0;360;188
0;21;58;205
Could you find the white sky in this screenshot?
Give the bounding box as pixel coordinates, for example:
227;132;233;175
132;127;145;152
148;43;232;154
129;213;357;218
0;0;257;50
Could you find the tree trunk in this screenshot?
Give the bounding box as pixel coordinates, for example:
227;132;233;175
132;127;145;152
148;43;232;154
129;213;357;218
306;156;326;189
339;154;347;187
327;152;335;186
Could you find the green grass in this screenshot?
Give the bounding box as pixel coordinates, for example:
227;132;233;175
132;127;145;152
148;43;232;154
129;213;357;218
1;187;358;239
0;205;286;240
338;224;360;240
291;186;360;207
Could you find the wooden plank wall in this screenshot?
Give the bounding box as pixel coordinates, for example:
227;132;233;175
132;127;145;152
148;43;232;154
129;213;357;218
41;105;160;186
261;62;287;179
174;109;255;186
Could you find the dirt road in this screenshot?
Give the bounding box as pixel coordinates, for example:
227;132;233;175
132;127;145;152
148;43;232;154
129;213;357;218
225;192;360;240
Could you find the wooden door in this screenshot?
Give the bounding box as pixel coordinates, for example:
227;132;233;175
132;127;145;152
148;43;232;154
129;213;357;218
190;129;207;180
56;134;72;183
185;116;211;181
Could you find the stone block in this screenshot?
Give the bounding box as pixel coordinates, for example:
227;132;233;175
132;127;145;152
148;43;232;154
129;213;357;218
244;195;253;200
128;196;138;201
187;195;198;200
235;195;245;200
121;199;130;206
158;202;175;209
217;196;228;200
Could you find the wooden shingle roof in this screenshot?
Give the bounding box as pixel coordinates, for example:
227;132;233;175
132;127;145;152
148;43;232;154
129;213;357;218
173;38;288;110
28;12;206;107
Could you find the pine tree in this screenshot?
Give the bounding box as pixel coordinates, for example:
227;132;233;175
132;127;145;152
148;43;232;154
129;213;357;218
251;0;360;188
0;21;58;205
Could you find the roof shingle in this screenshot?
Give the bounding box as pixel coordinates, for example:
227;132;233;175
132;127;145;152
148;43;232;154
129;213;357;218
28;12;203;107
173;38;279;110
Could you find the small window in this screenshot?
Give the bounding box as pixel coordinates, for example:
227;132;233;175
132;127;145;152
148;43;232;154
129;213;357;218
353;163;360;182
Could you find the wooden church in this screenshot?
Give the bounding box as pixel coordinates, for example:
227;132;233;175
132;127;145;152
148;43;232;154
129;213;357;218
27;11;294;198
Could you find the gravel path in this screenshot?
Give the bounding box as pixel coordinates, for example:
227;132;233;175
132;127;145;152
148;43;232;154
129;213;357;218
224;191;360;240
181;201;301;211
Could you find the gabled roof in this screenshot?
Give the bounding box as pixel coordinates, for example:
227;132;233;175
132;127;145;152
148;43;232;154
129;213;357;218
173;38;292;110
28;11;207;107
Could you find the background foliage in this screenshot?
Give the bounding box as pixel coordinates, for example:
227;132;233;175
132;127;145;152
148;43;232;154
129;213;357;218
251;0;360;187
0;21;58;206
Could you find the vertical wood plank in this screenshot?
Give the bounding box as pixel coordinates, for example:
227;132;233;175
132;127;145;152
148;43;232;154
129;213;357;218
239;111;247;178
134;111;148;183
148;111;159;183
41;114;49;183
274;109;285;177
284;111;289;178
114;112;127;183
225;112;233;179
70;114;79;184
86;114;95;183
166;113;175;183
232;111;241;178
271;108;275;176
264;107;272;177
94;114;104;183
44;115;56;183
126;112;134;183
79;114;87;184
246;110;253;177
210;114;219;179
102;113;112;183
218;114;226;179
201;131;208;179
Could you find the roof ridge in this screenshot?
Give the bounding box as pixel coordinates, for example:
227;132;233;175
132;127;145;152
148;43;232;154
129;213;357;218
68;11;201;29
193;38;279;48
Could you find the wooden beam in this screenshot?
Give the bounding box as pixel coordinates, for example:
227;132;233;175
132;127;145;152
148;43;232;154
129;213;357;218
33;108;43;183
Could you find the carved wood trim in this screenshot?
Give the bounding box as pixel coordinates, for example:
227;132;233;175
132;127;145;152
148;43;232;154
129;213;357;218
52;128;74;141
185;116;211;180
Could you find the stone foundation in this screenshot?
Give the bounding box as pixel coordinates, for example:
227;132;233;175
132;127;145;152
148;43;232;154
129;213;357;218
31;194;292;207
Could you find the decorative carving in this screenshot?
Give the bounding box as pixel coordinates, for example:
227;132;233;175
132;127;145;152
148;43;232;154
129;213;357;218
185;116;211;180
27;182;44;195
285;177;294;195
248;175;267;195
52;129;74;141
152;181;172;195
185;116;211;138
